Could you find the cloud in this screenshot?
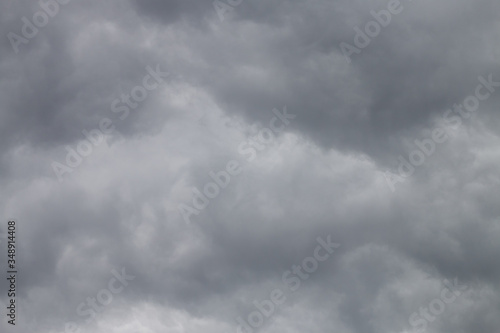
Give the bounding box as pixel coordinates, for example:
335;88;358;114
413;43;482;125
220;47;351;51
1;0;500;332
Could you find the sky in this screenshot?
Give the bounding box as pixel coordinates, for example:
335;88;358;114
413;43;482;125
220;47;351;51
1;0;500;332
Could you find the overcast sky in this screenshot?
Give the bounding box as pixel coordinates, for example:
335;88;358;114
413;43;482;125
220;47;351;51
1;0;500;332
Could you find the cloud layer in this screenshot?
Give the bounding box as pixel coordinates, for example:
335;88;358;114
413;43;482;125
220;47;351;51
1;0;500;332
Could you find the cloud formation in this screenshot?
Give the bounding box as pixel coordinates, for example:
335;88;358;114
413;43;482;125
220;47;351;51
1;0;500;332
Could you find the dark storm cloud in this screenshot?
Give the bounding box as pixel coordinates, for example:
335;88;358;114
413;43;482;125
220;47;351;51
127;0;500;161
131;0;211;25
0;0;499;332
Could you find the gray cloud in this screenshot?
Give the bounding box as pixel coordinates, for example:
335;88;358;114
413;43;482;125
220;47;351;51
0;0;499;332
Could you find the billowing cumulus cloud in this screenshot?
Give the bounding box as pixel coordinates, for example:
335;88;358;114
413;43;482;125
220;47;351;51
0;0;499;333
